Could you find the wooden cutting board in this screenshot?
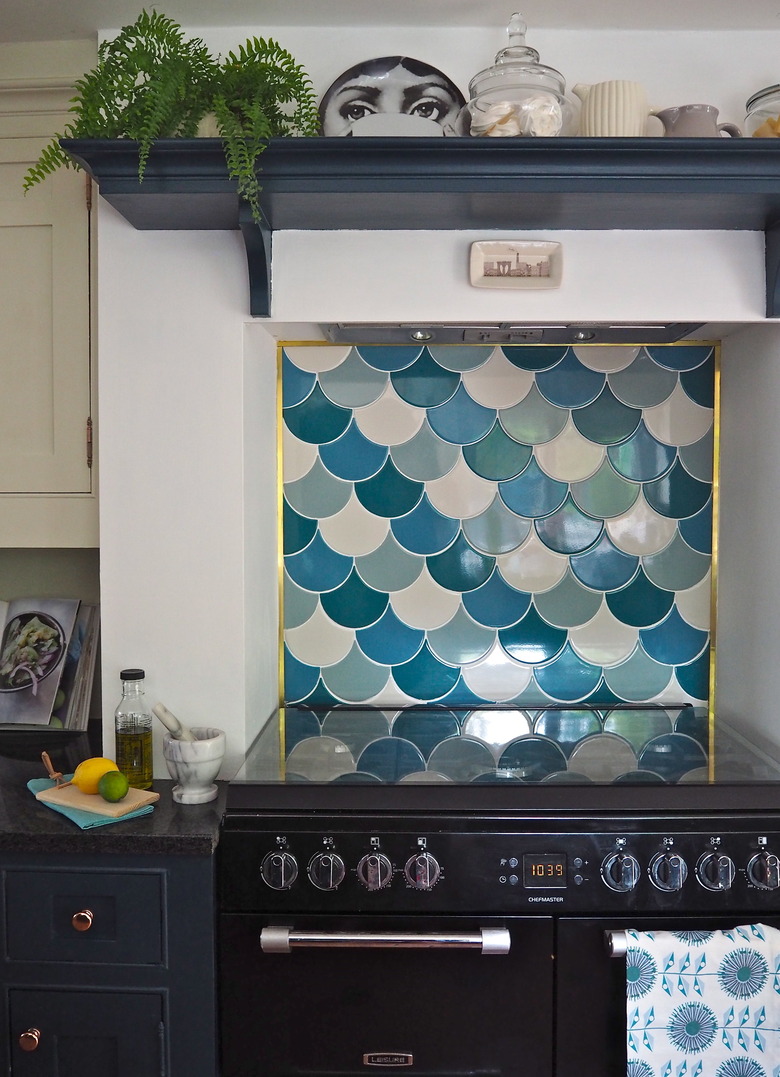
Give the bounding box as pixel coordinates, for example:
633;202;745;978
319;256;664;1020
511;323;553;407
36;783;159;817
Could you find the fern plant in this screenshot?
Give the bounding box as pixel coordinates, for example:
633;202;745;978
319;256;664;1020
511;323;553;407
24;10;217;190
210;37;320;223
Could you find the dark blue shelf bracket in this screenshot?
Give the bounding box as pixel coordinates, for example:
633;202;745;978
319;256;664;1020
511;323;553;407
766;223;780;318
239;202;272;317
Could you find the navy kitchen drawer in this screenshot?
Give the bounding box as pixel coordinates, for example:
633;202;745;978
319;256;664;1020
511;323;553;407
3;868;164;965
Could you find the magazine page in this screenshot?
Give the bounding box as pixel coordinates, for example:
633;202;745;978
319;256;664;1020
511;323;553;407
0;597;80;725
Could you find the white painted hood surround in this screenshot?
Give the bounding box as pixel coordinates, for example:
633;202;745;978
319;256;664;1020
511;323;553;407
95;20;780;775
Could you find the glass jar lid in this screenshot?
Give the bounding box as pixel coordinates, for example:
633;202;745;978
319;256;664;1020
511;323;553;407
746;85;780;112
467;12;567;101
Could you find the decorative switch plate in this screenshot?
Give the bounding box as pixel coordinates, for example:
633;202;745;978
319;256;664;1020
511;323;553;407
469;240;562;288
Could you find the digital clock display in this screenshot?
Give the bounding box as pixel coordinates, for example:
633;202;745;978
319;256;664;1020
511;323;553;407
523;853;567;888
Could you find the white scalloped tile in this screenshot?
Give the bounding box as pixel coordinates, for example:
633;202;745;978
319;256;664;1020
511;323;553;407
535;418;606;481
283;345;352;373
606;494;678;555
283;427;319;482
285;605;355;666
675;571;713;631
461;348;535;408
568;603;639;666
461;641;535;700
497;532;569;592
643;382;713;447
319;493;390;556
389;567;462;630
354;383;427;446
572;345;640;372
426;456;497;519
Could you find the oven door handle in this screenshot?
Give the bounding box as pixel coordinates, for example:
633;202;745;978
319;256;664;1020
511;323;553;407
260;926;512;955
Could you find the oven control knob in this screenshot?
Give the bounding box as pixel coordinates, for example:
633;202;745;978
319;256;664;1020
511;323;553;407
747;850;780;890
601;852;640;892
260;851;298;890
308;852;346;891
404;852;441;890
649;851;688;892
356;852;393;890
696;852;736;891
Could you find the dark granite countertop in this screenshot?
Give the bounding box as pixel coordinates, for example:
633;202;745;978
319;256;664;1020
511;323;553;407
0;731;224;856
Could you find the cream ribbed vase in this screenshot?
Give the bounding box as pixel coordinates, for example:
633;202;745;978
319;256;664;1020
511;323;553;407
573;80;651;136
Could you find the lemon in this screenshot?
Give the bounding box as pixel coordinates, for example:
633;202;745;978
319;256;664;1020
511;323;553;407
98;770;130;803
71;756;118;795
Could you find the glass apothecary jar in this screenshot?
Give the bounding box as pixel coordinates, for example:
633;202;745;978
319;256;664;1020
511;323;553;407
745;85;780;137
462;12;578;137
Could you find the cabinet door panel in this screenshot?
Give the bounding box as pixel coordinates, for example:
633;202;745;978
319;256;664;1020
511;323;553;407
0;137;91;494
9;989;163;1076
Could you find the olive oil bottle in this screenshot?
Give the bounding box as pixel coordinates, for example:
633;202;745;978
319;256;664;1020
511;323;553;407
115;668;153;789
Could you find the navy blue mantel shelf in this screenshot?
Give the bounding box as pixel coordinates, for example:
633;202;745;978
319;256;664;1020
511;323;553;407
63;136;780;318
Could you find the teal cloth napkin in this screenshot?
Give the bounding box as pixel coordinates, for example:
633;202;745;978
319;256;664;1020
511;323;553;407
27;776;155;829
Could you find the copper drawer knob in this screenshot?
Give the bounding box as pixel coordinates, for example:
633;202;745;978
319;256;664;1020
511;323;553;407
19;1028;40;1051
71;909;94;932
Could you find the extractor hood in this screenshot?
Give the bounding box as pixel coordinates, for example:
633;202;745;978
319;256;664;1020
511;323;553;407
324;322;705;345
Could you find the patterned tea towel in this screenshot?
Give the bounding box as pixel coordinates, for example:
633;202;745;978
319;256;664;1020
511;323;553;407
625;924;780;1077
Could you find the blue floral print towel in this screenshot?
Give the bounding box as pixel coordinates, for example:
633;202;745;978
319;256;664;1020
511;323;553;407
626;924;780;1077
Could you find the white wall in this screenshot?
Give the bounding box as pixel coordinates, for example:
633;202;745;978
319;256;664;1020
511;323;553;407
96;22;780;772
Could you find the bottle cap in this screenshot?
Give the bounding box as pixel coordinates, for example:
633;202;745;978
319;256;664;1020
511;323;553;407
120;668;145;680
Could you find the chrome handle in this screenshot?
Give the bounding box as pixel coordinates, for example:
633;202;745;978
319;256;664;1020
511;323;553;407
605;930;627;957
261;926;511;955
71;909;94;932
18;1027;41;1052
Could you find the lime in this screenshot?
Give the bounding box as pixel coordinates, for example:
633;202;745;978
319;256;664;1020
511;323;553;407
98;770;130;803
72;756;118;795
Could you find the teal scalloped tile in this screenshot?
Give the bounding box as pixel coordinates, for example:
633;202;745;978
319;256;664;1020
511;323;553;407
354;345;423;372
533;643;603;701
603;707;674;751
463;421;532;481
285;531;353;592
643;532;711;590
284;382;353;444
320;567;389;629
605;569;675;627
500;384;569;444
320;643;392;703
533;709;602;755
283;499;318;556
679;351;715;408
321;708;392;756
676;648;710;701
462;570;532;628
318;348;388;407
645;344;713;372
569;532;639;591
534;495;605;554
498;606;568;665
428;345;494;372
391;709;461;758
498;735;568;780
283;574;320;629
427;384;496;445
356;737;427;781
678;433;714;483
356;606;425;664
282;350;317;408
607;351;678;408
427;607;496;665
284;707;322;755
428;736;497;780
283;647;321;703
462;496;532;555
637;732;708;781
390;494;460;555
390;420;461;481
393;643;461;700
607;422;677;482
640;607;708;666
536;349;606;407
602;645;674;700
391;350;461;408
355;458;425;518
643;459;711;519
355;534;425;592
499;458;568;517
571;386;643;445
319;420;388;481
534;571;604;629
427;533;495;592
568;733;637;781
502;344;568;371
285;458;353;520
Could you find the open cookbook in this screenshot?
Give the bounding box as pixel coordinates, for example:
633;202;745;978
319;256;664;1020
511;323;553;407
0;597;99;730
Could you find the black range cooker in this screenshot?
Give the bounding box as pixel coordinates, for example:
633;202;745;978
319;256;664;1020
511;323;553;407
218;710;780;1077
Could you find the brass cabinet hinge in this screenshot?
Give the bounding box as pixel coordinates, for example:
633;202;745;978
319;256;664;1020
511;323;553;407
86;416;93;469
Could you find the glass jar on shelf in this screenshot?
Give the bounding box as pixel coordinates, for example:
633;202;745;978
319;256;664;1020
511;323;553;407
462;12;578;138
745;85;780;137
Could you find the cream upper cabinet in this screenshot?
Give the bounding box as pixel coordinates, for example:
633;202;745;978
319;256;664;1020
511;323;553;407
0;40;97;546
